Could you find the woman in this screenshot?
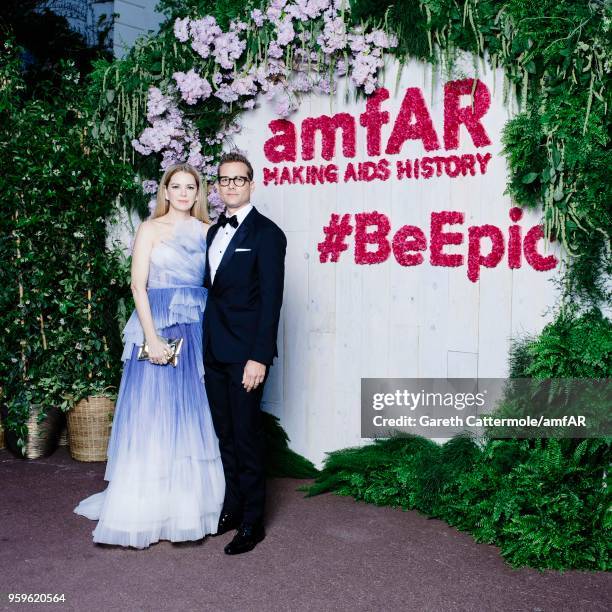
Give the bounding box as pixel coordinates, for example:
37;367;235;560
74;163;225;548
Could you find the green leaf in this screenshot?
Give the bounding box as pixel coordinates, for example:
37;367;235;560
553;184;565;202
522;172;539;184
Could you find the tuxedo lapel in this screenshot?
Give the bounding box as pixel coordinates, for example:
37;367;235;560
213;207;256;285
205;222;222;288
207;222;221;248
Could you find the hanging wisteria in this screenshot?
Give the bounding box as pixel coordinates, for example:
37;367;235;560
130;0;397;214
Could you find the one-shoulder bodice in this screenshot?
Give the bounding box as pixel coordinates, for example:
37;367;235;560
121;217;209;366
147;216;207;288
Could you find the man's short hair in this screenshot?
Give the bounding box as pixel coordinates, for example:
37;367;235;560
217;151;254;181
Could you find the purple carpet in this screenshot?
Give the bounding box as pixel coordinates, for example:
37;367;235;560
1;447;610;611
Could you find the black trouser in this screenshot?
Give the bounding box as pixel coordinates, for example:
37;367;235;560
204;347;268;524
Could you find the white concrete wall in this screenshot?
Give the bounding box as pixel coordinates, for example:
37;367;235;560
232;56;564;467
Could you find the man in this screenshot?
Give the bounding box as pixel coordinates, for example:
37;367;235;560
203;151;287;555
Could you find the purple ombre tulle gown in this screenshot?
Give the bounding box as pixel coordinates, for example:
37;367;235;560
74;216;224;548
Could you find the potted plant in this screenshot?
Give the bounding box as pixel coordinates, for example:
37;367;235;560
0;45;135;460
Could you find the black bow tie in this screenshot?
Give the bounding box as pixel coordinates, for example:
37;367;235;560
218;213;239;229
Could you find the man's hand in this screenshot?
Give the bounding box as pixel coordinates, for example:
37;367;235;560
242;360;266;392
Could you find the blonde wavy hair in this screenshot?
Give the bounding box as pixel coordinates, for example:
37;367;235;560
151;163;210;223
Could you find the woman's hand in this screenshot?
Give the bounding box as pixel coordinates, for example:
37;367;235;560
147;336;171;365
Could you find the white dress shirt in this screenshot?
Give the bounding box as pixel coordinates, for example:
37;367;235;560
209;203;253;283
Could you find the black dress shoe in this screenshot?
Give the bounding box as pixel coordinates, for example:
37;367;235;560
213;511;242;537
223;522;266;555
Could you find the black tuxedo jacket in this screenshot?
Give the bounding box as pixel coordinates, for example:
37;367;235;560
203;206;287;365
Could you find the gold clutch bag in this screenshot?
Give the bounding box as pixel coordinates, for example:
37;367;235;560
136;337;184;367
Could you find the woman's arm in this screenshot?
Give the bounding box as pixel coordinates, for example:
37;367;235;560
130;222;169;363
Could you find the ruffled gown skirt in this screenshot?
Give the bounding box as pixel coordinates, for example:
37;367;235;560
73;287;224;549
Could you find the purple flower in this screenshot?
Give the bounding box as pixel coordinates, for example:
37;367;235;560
173;17;190;42
291;72;312;93
335;58;348;76
202;163;217;180
313;74;335;95
286;2;308;21
207;187;225;215
251;9;265;27
142;179;158;194
213;31;246;69
230;74;258;97
173;69;212;104
274;97;291;119
147;198;157;215
317;16;346;53
214;84;239;103
146;87;171;121
276;17;295;46
348;32;367;53
266;0;287;25
267;41;284;59
132;120;180;155
270;87;297;118
189;16;221;59
230;21;249;32
249;64;268;86
303;0;331;19
366;30;398;49
187;150;204;169
350;51;384;94
161;150;182;170
265;58;287;78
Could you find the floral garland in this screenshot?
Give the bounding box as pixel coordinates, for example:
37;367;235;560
130;0;397;216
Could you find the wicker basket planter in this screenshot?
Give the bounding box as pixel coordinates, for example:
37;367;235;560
2;405;65;459
58;426;69;447
67;396;115;462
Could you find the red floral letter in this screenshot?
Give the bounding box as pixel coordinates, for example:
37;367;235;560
430;211;464;267
264;120;297;163
263;167;279;186
359;88;390;156
354;211;391;264
467;224;505;282
524;225;559;271
386;88;440;154
393;225;427;266
302;113;356;161
508;207;523;269
444;79;491;150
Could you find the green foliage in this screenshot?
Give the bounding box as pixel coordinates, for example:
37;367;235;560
0;41;136;452
156;0;250;29
307;314;612;569
1;0;609;568
307;435;611;570
85;0;611;308
346;0;611;309
348;0;431;60
263;412;319;478
514;307;612;379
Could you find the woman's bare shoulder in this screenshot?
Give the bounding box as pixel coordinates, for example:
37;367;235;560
136;219;156;237
195;218;211;237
